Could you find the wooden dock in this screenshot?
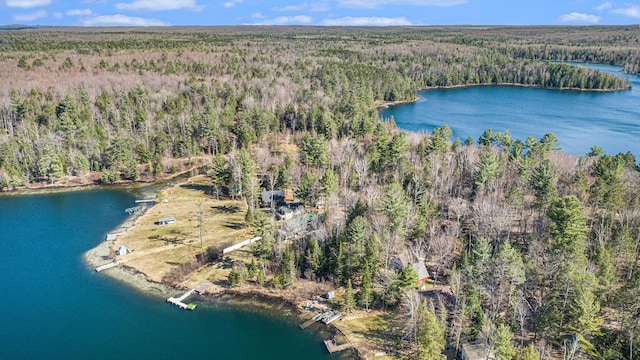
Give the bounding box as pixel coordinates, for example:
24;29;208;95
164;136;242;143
135;199;156;204
166;283;209;310
324;339;353;353
167;289;195;309
95;262;119;272
299;318;317;329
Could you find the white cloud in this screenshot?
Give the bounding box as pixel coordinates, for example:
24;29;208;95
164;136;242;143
558;12;601;23
251;15;313;25
337;0;465;9
251;12;266;19
81;14;170;26
273;2;330;12
612;5;640;19
66;9;93;16
13;9;47;21
116;0;203;11
53;11;62;18
593;2;613;11
223;0;242;8
321;16;412;26
5;0;51;8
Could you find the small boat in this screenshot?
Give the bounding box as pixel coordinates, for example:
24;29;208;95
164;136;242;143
322;311;341;324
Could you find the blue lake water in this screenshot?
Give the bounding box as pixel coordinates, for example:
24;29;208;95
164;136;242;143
0;189;331;359
379;63;640;156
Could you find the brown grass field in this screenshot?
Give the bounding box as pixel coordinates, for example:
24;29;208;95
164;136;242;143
112;175;253;288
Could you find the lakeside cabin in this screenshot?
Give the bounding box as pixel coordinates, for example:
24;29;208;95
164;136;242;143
261;189;294;208
392;253;430;288
157;216;177;225
261;190;284;207
461;340;496;360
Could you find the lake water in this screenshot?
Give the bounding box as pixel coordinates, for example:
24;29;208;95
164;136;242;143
0;189;332;359
379;63;640;156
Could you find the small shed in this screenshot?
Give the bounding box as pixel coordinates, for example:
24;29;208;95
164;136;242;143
118;245;128;256
325;291;335;300
158;217;177;225
284;189;294;202
106;233;118;241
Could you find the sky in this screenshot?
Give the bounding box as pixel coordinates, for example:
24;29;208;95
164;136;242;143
1;1;639;27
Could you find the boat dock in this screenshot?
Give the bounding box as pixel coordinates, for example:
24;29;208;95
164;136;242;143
299;318;317;329
167;289;195;310
324;339;353;353
135;199;156;203
95;261;119;272
166;283;210;311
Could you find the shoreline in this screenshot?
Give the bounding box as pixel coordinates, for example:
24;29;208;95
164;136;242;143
419;82;631;92
1;155;212;194
376;81;631;111
82;183;360;359
375;98;419;108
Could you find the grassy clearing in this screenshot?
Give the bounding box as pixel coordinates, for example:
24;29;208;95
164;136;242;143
336;308;399;359
113;175;253;287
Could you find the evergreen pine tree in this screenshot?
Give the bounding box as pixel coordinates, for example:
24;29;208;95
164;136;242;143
492;324;517;360
343;279;355;314
417;301;445;360
358;264;373;310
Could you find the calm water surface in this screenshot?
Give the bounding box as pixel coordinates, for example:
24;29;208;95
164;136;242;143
0;189;330;359
379;63;640;156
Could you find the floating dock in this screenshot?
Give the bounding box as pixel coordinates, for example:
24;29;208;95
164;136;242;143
324;339;353;353
95;262;119;272
299;318;317;329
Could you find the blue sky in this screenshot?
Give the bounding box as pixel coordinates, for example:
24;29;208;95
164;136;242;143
1;1;639;26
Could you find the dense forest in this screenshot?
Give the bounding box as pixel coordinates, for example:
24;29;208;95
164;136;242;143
2;26;640;359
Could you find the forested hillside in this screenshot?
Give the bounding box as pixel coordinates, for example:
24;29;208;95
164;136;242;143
1;26;640;359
